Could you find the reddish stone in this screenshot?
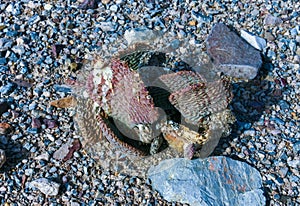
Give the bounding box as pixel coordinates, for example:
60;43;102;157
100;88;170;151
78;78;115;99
206;23;262;80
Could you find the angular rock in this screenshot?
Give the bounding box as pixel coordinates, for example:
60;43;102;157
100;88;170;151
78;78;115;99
53;139;72;160
240;30;267;51
124;27;160;45
98;22;117;32
0;83;15;95
50;96;76;108
53;139;81;161
29;178;60;196
148;156;265;206
206;23;262;80
263;14;282;26
78;0;98;9
0;149;6;168
11;79;32;88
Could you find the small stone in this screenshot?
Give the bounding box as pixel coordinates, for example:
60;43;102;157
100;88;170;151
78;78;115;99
49;167;57;173
30;178;60;196
265;143;276;152
124;27;160;45
25;168;34;176
290;27;298;36
53;140;72;160
0;58;7;65
78;0;97;9
31;118;41;129
34;153;50;161
251;9;259;17
206;23;262;79
43;119;57;129
53;139;81;161
5;4;14;12
50;96;76;108
289;41;297;53
287;159;299;168
191;11;212;24
240;30;266;51
44;56;53;64
110;5;118;12
98;22;117;32
28;14;41;25
46;134;55;142
0;83;15;95
278;167;288;178
44;4;52;10
0;136;8;145
243;130;256;136
0;149;6;168
70;202;80;206
11;79;32;88
0;122;11;134
263;14;282;26
188;20;197;26
27;128;38;134
53;84;72;93
292;141;300;154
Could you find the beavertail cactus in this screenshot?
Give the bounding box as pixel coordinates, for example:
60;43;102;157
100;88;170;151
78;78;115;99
72;27;236;176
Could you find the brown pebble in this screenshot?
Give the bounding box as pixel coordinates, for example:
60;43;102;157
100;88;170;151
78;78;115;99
264;31;275;41
0;122;11;134
188;20;197;26
50;96;76;108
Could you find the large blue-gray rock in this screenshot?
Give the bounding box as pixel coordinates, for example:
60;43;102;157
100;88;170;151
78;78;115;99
148;156;265;206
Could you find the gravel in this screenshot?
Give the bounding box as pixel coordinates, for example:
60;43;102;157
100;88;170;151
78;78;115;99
0;0;299;205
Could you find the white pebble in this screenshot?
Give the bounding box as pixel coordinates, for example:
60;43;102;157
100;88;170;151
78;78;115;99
44;4;52;10
110;5;118;12
241;30;266;51
30;178;60;196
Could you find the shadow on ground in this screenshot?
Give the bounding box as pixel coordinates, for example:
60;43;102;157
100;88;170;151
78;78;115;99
0;139;30;173
212;55;285;206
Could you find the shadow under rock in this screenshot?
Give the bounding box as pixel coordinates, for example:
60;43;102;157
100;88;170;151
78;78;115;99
212;55;284;206
213;54;284;154
0;140;30;173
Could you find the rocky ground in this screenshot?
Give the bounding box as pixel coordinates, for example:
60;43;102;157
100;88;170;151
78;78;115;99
0;0;299;205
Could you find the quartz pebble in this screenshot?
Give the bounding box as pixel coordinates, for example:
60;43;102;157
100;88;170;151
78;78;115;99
240;30;266;51
30;178;60;196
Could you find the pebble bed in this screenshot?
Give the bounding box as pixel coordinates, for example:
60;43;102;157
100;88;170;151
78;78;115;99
0;0;299;205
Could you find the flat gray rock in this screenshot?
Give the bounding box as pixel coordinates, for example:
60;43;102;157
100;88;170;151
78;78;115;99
206;23;262;80
148;156;265;206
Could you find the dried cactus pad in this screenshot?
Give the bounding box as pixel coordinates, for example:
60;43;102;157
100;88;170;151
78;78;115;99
160;71;232;125
109;60;159;128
